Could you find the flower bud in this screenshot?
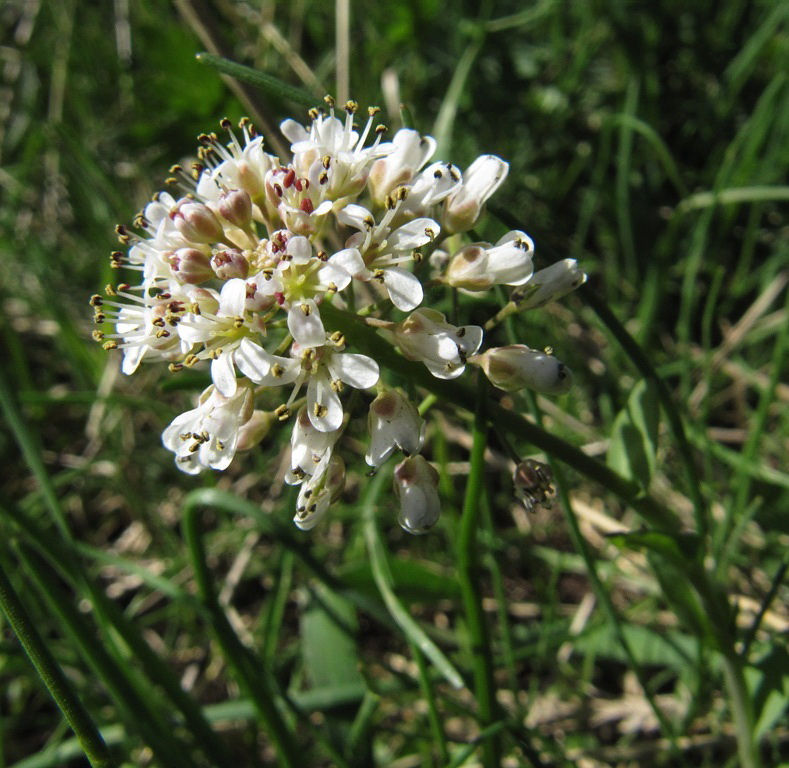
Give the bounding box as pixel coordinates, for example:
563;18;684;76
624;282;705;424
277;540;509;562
394;308;483;380
471;344;573;394
446;231;534;291
170;199;224;243
218;188;253;229
393;455;441;534
366;390;426;467
236;410;275;452
212;249;250;280
511;259;587;310
169;248;214;284
442;155;508;234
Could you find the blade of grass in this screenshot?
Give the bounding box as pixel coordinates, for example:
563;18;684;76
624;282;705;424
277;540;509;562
15;544;195;768
362;469;464;690
0;498;236;768
0;554;116;768
182;500;300;768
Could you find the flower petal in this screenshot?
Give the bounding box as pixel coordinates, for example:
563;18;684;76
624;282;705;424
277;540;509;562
211;349;237;396
328;352;380;390
383;267;423;311
287;299;325;348
307;374;343;432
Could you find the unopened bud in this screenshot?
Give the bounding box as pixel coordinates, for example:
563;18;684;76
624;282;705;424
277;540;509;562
393;455;441;534
446;231;534;291
169;248;214;284
170;199;224;243
442;155;508;234
511;259;587;310
366;391;426;467
471;344;573;394
236;410;275;452
218;188;253;229
211;249;250;280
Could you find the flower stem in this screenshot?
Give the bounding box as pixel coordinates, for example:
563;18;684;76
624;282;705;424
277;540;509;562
457;374;501;767
0;556;116;768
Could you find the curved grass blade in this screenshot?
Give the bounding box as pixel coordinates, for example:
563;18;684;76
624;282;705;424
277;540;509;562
362;470;465;690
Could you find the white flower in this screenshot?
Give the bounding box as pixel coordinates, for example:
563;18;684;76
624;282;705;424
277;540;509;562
470;345;573;394
442;154;509;234
293;452;346;530
394;308;483;379
91;285;195;374
195;120;279;205
280;99;391;198
367;128;437;205
338;203;437;310
393;456;441;534
162;382;254;475
366;391;426;467
286;406;340;483
512;259;587;309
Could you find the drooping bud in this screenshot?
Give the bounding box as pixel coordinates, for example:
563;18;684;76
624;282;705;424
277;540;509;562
513;459;554;513
170;198;224;243
446;231;534;291
511;259;587;310
442;155;508;234
169;248;214;284
217;188;253;229
393;455;441;534
366;390;426;467
470;344;573;394
394;308;483;380
211;248;250;280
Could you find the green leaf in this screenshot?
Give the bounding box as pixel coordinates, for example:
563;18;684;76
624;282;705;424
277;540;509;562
607;530;702;570
606;380;660;487
746;645;789;741
301;584;365;694
196;53;318;108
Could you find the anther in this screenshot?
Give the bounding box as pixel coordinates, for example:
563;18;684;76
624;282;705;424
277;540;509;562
313;402;327;418
275;404;291;421
168;363;184;373
344;100;358;114
90;294;103;307
300;303;312;315
103;341;118;351
184;354;200;367
323;95;335;108
220;117;232;130
92;330;104;341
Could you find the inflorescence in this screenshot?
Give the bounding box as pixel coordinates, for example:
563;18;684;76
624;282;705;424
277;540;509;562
92;97;586;533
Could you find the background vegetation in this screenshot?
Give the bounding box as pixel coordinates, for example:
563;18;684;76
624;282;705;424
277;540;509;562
1;1;787;766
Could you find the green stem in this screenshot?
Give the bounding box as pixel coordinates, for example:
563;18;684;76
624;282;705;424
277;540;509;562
456;375;501;768
721;650;761;768
182;502;300;768
0;555;116;768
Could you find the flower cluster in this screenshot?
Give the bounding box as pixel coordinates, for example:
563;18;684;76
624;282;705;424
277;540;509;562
92;98;585;532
